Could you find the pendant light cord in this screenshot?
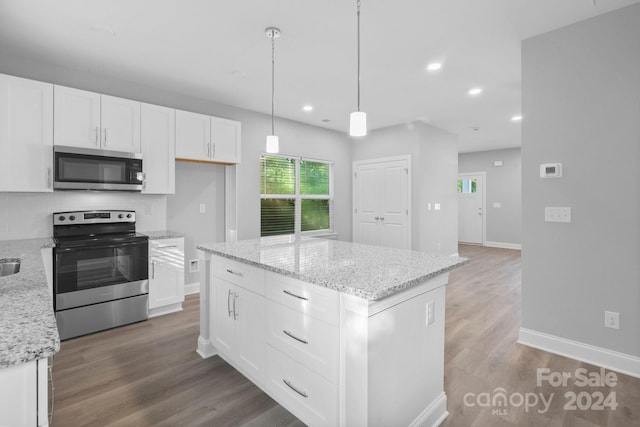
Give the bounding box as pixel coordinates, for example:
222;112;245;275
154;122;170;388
356;0;361;113
271;32;276;135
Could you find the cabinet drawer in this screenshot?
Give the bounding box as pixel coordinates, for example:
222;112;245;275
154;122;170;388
267;301;338;383
265;346;337;427
149;237;184;253
266;272;338;325
213;256;265;295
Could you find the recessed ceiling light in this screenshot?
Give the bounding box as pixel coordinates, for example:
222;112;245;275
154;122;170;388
426;63;442;72
511;115;523;122
468;87;483;96
302;105;313;112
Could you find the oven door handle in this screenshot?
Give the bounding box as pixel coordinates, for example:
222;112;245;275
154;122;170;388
55;240;147;252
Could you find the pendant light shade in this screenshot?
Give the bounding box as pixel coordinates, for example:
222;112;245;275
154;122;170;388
349;0;367;136
349;111;367;137
266;135;279;153
266;27;281;153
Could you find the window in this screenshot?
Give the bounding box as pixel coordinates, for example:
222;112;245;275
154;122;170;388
261;155;333;237
457;178;477;194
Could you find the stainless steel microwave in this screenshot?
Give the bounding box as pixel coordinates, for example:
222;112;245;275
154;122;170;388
53;146;143;191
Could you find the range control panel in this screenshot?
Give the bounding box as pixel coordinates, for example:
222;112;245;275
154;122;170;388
53;210;136;225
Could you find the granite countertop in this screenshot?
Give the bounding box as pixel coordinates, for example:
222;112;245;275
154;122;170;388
143;230;184;240
198;237;468;300
0;238;60;369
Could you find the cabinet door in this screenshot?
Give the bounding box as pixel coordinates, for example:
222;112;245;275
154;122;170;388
211;279;236;355
0;74;53;192
175;110;210;161
101;95;141;153
148;238;184;311
53;85;101;148
0;360;37;427
236;287;266;384
211;117;241;164
141;103;175;194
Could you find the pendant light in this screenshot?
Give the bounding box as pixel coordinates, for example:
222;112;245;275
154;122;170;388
349;0;367;136
266;27;281;153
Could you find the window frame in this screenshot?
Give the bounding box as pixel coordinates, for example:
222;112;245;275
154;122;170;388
260;154;334;238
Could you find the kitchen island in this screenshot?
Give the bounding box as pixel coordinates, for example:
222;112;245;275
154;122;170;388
197;237;467;427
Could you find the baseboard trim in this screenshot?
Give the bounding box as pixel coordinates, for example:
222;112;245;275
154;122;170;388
518;328;640;378
409;392;449;427
185;281;200;295
149;303;182;318
196;336;217;359
484;241;522;250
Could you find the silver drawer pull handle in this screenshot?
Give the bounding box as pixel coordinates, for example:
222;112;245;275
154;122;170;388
226;268;243;276
283;379;308;398
157;244;177;249
283;330;308;345
283;289;308;301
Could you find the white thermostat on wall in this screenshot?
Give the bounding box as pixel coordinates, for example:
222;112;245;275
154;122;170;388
540;163;562;178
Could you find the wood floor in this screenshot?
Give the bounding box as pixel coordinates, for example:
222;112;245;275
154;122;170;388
51;245;640;426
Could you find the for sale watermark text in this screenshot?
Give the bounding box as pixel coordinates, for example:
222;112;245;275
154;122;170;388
463;367;618;416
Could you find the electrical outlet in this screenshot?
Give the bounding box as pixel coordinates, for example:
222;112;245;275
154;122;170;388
426;301;435;326
189;259;199;273
199;204;206;214
545;207;571;223
604;311;620;330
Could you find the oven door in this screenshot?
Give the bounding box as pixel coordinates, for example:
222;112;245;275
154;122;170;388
54;239;148;310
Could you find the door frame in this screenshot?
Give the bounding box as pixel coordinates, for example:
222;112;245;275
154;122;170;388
457;171;486;246
352;155;412;249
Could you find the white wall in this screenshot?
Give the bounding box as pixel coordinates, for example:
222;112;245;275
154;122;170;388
521;4;640;357
0;192;166;241
459;148;521;246
351;121;458;255
167;162;225;286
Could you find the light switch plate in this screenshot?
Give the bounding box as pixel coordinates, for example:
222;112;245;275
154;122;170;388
545;207;571;223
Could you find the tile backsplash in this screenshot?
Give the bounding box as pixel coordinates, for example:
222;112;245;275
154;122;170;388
0;192;167;241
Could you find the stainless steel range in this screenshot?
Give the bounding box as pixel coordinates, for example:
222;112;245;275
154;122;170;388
53;210;149;340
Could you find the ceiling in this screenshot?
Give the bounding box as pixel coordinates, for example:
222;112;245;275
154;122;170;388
0;0;637;153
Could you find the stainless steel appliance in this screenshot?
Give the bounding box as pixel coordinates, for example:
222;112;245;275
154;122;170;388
53;145;143;191
53;210;149;340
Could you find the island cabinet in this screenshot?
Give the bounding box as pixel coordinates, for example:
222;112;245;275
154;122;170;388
197;239;466;427
209;256;266;384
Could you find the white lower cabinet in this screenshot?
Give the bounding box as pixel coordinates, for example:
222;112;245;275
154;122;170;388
210;256;266;385
202;254;448;427
265;346;338;427
0;359;50;427
148;238;185;317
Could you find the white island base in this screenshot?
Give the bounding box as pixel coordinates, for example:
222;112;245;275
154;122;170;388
197;250;450;427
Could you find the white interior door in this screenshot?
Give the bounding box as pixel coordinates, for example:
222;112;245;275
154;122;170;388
458;173;484;244
353;157;411;249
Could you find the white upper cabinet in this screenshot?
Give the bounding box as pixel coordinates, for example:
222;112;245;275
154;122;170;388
176;110;241;164
212;117;241;164
100;95;141;153
0;74;54;192
141;103;175;194
175;110;210;161
54;86;141;153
